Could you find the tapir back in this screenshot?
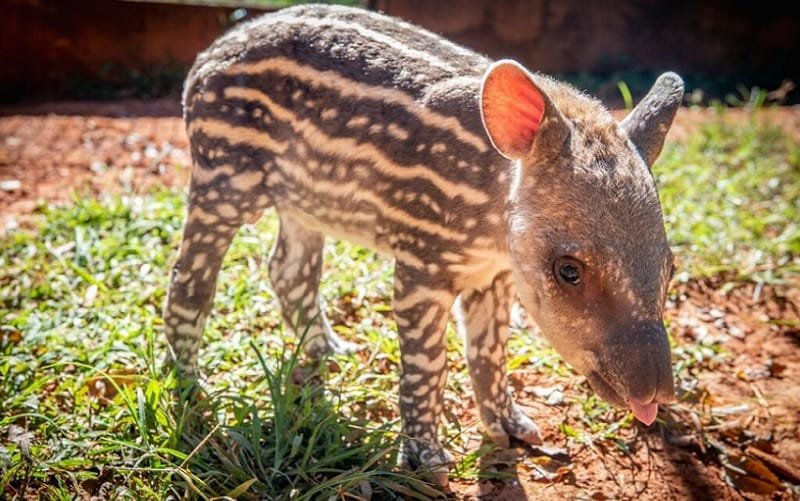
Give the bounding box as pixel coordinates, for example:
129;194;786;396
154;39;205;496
183;6;512;261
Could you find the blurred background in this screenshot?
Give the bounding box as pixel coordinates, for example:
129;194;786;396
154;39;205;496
2;0;798;107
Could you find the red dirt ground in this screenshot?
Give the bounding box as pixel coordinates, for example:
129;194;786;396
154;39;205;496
1;101;798;499
445;278;800;500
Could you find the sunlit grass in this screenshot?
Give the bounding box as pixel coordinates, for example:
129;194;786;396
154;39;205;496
655;113;800;283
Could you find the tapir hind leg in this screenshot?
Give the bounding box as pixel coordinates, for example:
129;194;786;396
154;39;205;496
164;168;269;379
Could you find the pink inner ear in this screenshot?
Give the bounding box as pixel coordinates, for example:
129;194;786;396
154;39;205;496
483;63;547;158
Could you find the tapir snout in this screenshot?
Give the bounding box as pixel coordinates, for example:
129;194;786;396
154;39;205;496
586;321;675;423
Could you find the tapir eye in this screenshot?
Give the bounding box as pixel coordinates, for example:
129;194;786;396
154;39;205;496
554;257;583;287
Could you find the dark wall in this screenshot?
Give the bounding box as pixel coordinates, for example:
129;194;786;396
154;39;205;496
377;0;798;75
1;0;269;101
376;0;800;102
3;0;799;103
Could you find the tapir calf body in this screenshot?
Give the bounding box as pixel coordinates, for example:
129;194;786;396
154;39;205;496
165;4;683;483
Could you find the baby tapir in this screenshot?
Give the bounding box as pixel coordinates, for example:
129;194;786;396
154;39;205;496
165;4;683;484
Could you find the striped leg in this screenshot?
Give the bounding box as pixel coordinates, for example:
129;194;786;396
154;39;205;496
455;271;542;447
165;199;252;379
269;213;358;358
393;263;456;486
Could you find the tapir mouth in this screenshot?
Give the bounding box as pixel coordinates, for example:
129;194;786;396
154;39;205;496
585;370;626;407
629;399;659;425
585;370;661;426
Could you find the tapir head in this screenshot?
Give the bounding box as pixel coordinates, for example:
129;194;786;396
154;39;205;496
480;61;683;424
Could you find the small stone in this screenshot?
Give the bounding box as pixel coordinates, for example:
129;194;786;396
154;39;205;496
83;284;98;307
4;217;18;232
708;308;725;319
691;325;709;340
124;133;142;146
728;325;745;338
358;480;373;499
0;179;21;191
546;390;565;406
90;161;107;173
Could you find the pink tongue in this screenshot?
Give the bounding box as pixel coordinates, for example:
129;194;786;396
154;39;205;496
630;401;659;426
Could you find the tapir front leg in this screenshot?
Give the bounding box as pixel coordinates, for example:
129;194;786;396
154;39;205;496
455;271;542;447
393;263;456;485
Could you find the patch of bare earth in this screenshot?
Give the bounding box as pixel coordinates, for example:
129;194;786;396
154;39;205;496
1;101;798;499
0;99;188;234
445;280;799;500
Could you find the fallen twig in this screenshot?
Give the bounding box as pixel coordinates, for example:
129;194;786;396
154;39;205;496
745;446;800;485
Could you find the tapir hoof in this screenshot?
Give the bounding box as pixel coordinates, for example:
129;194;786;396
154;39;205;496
399;439;454;488
485;404;543;448
303;331;362;359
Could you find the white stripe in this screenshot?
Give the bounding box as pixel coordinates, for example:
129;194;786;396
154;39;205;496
268;14;458;74
223;86;491;205
273;157;469;243
224;57;490;154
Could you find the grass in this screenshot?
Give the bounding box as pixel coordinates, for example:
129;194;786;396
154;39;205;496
0;191;437;499
656;112;800;283
1;115;798;498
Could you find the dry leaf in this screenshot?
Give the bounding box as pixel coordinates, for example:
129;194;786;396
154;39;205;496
528;452;573;483
746;446;800;484
87;368;139;404
0;327;22;345
725;450;782;495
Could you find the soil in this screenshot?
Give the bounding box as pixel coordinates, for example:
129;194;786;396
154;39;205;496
1;101;798;499
0;98;188;233
445;278;800;500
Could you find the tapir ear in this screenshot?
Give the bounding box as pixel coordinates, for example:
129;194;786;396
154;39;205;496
480;60;568;160
620;72;684;167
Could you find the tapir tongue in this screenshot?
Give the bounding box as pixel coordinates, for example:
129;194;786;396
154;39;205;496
630;400;659;425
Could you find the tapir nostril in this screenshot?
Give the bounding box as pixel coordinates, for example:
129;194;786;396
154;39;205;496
602;321;673;407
